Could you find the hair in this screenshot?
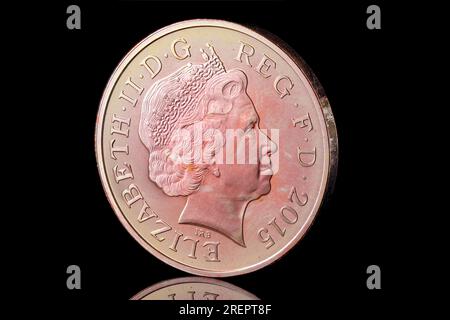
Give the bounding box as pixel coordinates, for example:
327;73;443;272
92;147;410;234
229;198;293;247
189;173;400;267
139;67;248;196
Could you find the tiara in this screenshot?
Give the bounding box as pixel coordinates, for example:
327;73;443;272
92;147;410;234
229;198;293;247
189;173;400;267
145;43;226;147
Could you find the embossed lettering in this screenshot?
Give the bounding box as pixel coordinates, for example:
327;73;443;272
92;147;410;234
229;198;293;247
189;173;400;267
257;228;275;249
169;230;183;252
292;112;313;132
280;206;298;224
137;201;158;222
118;90;137;107
188;291;196;299
195;228;211;238
150;219;172;241
122;184;142;207
141;55;162;79
125;77;144;95
204;292;220;300
171;38;191;60
235;41;255;67
297;146;316;167
274;75;294;99
289;186;308;207
255;54;276;78
268;217;286;236
111;114;131;137
113;162;133;183
110;139;129;160
203;241;220;262
169;291;220;300
183;236;199;259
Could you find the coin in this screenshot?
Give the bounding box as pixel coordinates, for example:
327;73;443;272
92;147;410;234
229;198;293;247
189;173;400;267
95;19;337;277
131;277;258;300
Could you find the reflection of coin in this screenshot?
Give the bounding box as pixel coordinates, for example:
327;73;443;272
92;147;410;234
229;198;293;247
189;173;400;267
131;277;258;300
96;20;338;276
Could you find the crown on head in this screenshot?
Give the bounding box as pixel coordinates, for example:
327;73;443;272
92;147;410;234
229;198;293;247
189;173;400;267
144;43;226;147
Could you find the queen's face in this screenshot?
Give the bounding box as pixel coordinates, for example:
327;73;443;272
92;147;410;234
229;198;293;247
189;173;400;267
214;90;277;201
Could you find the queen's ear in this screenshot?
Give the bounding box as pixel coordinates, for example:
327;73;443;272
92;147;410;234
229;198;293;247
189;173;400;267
205;69;248;115
221;79;242;98
218;69;247;98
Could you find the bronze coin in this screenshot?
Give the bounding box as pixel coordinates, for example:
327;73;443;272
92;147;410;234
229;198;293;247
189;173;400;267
95;19;338;276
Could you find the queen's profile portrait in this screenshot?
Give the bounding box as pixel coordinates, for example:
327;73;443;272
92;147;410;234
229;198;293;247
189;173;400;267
139;44;277;247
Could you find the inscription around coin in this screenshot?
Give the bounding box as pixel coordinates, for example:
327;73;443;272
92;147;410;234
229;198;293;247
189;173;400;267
96;20;337;276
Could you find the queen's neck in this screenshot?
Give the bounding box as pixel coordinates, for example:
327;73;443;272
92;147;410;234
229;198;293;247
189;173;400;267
178;190;248;247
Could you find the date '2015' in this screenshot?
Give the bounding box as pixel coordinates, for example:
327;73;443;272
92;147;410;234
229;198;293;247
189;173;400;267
257;186;308;249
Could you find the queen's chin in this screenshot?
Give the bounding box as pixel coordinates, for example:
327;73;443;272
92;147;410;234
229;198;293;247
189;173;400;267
252;177;271;201
257;167;273;194
178;176;272;248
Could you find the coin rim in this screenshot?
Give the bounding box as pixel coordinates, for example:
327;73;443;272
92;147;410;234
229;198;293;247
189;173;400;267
95;19;338;277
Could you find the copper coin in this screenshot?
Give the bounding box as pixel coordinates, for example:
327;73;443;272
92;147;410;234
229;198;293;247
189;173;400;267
131;277;258;300
95;19;338;277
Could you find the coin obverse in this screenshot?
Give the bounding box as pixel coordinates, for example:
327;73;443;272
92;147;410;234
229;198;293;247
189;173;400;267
96;19;338;277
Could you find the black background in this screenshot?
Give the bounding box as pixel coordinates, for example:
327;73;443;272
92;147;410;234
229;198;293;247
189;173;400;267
20;0;426;313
